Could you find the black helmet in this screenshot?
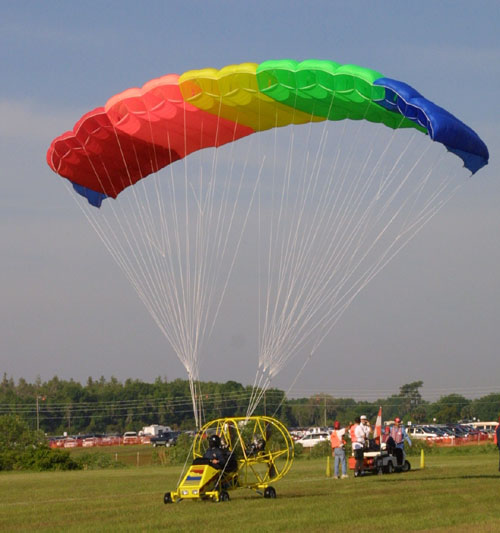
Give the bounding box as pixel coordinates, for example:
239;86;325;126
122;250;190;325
208;434;221;448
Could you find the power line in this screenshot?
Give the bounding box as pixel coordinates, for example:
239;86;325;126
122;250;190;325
0;390;284;415
0;388;284;410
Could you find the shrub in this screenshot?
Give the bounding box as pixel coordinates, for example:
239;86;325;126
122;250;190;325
406;439;433;456
404;440;496;456
308;440;331;459
159;433;195;465
0;449;18;471
75;451;125;470
19;447;81;471
293;442;304;458
0;414;81;471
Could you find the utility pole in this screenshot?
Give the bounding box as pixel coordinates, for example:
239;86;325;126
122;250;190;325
36;395;45;431
324;396;327;427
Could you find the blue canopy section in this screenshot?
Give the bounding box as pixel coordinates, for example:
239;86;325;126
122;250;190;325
373;78;489;174
72;182;107;208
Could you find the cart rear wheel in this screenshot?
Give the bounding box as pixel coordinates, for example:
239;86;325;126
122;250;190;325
163;492;173;504
401;460;411;472
264;486;276;499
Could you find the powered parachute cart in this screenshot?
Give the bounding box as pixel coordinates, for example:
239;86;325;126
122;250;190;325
164;416;294;503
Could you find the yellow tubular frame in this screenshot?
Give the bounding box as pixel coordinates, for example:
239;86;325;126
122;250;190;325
193;416;294;491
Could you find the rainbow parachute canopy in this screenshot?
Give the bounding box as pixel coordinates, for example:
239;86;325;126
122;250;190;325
47;59;489;207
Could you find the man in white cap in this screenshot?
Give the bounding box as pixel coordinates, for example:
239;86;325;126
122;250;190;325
360;415;371;441
353;416;370;477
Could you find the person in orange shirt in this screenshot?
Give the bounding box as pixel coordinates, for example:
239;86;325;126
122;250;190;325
495;416;500;472
330;421;348;479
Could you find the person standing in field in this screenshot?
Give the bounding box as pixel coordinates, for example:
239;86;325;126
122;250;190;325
352;416;367;477
389;417;412;465
495;416;500;472
360;415;371;443
330;421;348;479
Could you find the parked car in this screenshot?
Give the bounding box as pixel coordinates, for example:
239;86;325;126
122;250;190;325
446;424;470;438
123;431;139;444
407;426;440;439
150;431;180;447
424;426;449;437
295;432;330;448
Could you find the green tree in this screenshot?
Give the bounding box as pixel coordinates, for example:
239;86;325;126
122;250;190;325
0;414;42;450
0;415;43;470
469;393;500;422
399;381;424;413
429;394;470;423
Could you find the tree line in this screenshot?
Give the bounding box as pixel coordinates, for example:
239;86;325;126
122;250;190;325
1;375;498;435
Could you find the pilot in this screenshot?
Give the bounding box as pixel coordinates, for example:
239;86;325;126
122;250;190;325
203;434;228;469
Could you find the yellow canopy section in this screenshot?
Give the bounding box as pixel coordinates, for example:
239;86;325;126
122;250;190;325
178;62;324;131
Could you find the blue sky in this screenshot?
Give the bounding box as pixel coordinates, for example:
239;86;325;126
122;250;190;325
1;1;498;400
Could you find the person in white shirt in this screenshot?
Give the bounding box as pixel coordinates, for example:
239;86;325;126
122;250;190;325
352;416;366;477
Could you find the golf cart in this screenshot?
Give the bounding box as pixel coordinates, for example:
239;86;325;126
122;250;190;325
348;439;411;474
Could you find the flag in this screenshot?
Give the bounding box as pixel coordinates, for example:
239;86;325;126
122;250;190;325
374;406;382;442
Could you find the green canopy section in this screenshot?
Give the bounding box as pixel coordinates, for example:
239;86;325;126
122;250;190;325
256;59;425;132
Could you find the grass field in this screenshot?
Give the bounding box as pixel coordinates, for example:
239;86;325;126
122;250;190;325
1;452;499;532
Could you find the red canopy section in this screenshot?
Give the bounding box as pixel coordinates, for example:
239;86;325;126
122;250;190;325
47;74;255;202
47;108;180;198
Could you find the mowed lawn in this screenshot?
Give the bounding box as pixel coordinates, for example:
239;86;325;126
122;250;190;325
1;453;499;532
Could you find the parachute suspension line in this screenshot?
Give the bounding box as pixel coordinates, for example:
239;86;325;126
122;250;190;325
320;163;457;365
309;168;453;340
189;376;206;430
246;374;272;419
256;94;271;375
306;169;461;364
257;118;345;376
266;128;410;374
249;91;338;419
69;95;469;430
204;130;265;340
191;111;262;424
70;136;185;355
249;101;288;417
250;108;466;396
269;352;313;420
187;372;199;429
176;425;197;487
118;128;201;361
255;91;342;389
69;106;264;429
